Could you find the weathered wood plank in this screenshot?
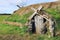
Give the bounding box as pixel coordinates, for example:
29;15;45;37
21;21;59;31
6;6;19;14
28;6;43;20
34;15;44;34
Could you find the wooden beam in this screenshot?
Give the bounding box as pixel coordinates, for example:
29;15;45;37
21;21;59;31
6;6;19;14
37;6;43;10
28;12;37;20
28;6;43;20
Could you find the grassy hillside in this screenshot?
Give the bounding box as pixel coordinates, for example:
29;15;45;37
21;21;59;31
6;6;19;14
0;8;60;40
0;15;27;35
13;1;60;15
0;1;60;40
6;11;33;24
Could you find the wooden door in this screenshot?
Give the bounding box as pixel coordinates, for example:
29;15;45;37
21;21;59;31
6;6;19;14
34;15;44;34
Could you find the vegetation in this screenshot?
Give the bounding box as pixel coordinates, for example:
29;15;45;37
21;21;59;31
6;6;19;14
0;15;10;22
6;11;33;24
0;23;27;36
0;8;60;40
46;8;60;31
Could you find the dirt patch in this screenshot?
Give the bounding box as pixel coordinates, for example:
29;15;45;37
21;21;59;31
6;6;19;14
3;21;23;27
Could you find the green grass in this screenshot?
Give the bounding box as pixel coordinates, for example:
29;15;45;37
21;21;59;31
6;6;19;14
6;11;33;24
0;15;28;36
46;8;60;19
0;15;10;22
0;23;28;36
0;8;60;40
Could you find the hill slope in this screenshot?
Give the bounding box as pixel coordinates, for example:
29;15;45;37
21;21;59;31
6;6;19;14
0;1;60;40
13;1;60;15
5;1;60;24
5;0;60;33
